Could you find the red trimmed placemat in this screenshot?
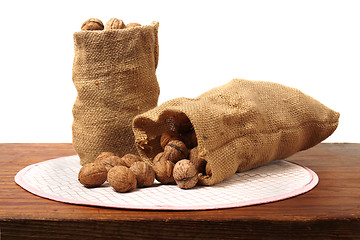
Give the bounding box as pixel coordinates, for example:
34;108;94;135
15;155;318;210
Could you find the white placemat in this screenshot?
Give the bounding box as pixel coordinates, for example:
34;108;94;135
15;155;318;210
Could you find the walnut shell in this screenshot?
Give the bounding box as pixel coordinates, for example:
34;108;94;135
205;162;212;176
189;147;206;174
95;152;115;163
130;162;155;187
163;140;189;163
104;18;125;30
173;160;198;189
160;130;181;149
107;166;137;193
81;18;104;31
78;163;107;188
121;153;141;168
125;23;141;28
95;155;126;172
153;152;166;164
153;160;175;184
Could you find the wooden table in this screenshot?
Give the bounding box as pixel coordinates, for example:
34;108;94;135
0;143;359;239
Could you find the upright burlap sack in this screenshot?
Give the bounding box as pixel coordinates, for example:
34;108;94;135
73;21;160;165
132;79;339;186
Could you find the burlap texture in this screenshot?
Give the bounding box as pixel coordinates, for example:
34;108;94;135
73;21;160;165
132;79;339;186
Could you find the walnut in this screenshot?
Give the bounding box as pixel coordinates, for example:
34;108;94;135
81;18;104;31
126;23;141;28
78;163;107;188
163;140;189;163
153;152;166;164
173;160;198;189
189;147;206;174
94;152;115;163
104;18;125;30
107;166;137;193
121;153;141;167
153;160;175;184
205;162;212;176
95;155;126;171
160;130;181;149
130;162;155;187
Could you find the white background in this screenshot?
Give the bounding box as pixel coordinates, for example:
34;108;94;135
0;0;359;143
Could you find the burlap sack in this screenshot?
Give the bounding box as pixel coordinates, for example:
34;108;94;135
72;21;160;165
132;79;339;186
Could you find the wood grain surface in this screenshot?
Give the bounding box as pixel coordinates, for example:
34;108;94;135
0;143;359;239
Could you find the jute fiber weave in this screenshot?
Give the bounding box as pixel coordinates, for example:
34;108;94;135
73;22;160;165
133;79;339;186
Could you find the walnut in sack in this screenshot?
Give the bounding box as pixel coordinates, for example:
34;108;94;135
160;130;181;149
163;140;189;163
81;18;104;31
205;163;212;177
189;147;206;174
104;18;125;30
126;23;141;28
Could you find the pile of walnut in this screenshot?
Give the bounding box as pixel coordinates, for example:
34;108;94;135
78;16;212;191
78;152;155;192
81;17;141;31
78;120;212;192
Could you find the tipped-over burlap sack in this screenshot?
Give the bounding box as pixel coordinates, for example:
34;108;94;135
132;79;339;186
73;21;160;165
